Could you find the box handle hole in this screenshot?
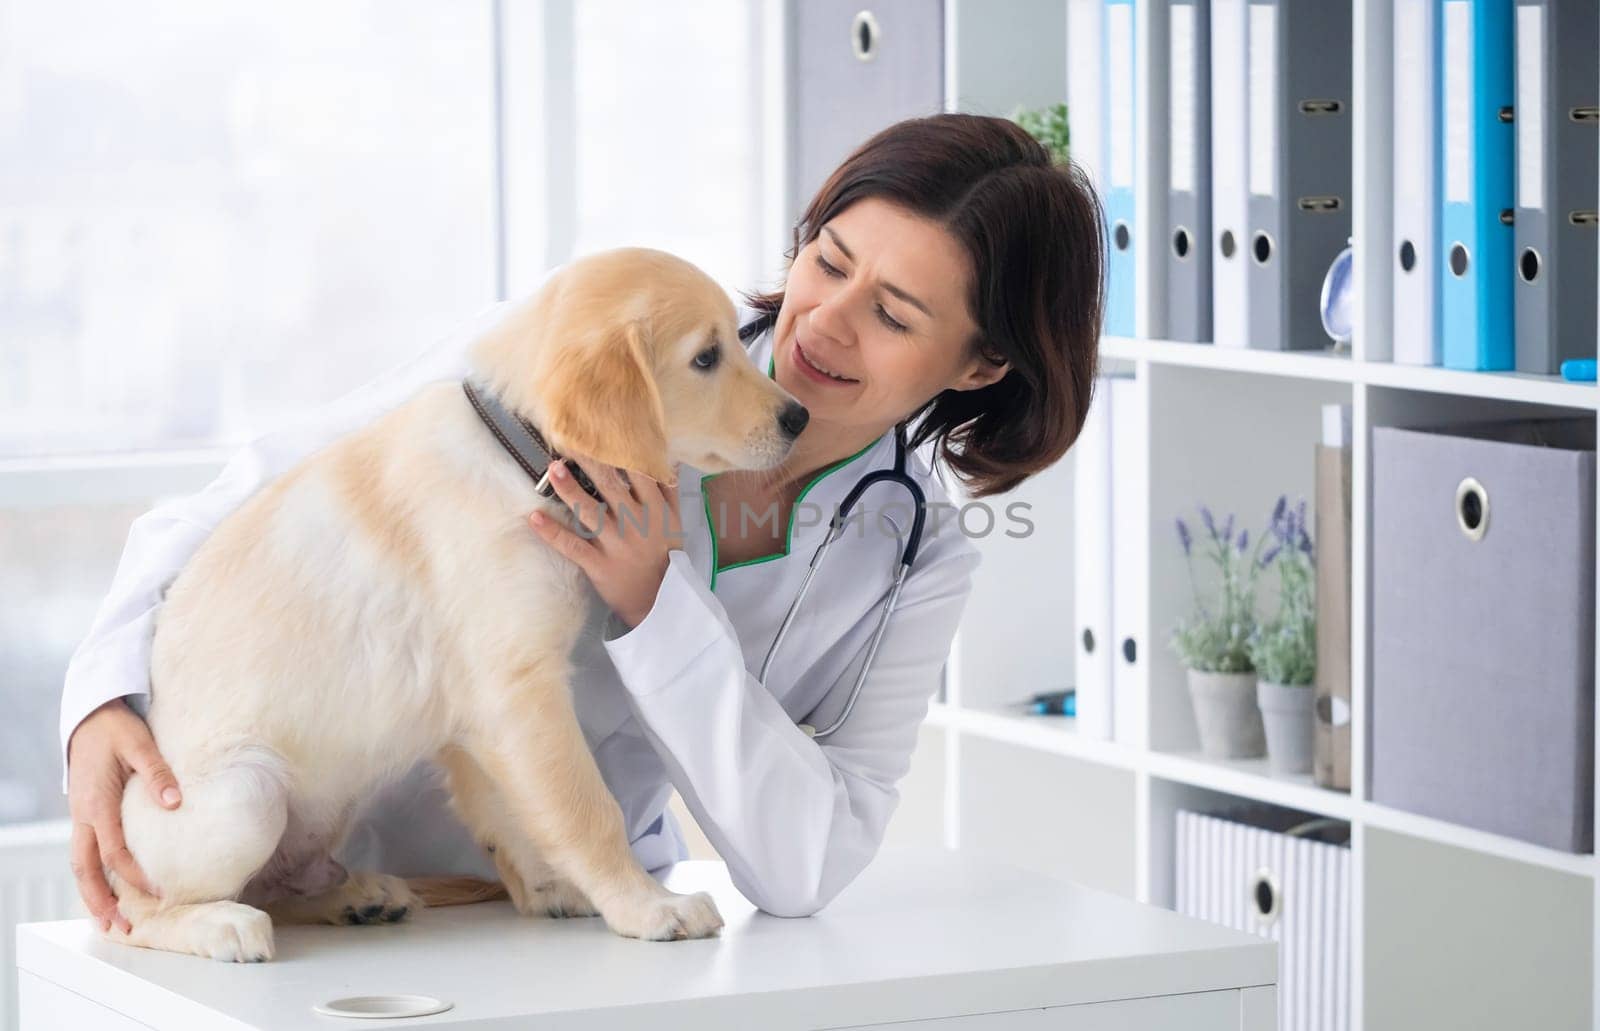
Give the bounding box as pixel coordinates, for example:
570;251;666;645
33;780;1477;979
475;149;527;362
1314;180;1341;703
1456;477;1489;541
1251;869;1282;925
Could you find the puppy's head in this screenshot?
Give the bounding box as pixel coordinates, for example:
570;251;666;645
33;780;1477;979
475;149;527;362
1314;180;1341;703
472;247;806;486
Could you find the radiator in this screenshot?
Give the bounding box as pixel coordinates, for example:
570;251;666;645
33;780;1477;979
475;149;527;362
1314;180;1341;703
1176;807;1352;1031
1;822;79;1031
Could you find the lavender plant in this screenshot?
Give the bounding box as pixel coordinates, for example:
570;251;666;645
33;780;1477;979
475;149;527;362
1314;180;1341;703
1168;504;1269;673
1246;496;1317;686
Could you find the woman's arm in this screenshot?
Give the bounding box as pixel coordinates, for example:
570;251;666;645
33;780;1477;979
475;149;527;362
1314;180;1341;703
58;300;508;789
601;537;981;918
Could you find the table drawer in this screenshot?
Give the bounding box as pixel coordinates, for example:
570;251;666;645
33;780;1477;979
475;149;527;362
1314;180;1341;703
835;988;1252;1030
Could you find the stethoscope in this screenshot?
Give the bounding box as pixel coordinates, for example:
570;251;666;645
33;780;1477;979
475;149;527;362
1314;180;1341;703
759;420;928;739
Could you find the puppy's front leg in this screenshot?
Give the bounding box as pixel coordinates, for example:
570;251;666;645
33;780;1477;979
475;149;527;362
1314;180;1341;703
468;685;722;941
436;744;598;919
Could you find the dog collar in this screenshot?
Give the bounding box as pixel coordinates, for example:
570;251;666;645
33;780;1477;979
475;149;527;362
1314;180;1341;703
461;379;606;506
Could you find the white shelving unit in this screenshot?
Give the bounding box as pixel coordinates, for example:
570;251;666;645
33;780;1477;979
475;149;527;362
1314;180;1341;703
905;1;1600;1029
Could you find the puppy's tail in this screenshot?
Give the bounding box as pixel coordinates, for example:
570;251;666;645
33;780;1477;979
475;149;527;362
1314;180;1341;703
406;875;509;907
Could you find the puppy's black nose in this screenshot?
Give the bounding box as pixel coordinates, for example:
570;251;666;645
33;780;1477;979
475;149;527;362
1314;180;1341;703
777;402;810;439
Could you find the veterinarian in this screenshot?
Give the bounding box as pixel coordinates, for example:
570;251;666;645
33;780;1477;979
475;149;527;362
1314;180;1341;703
60;112;1104;934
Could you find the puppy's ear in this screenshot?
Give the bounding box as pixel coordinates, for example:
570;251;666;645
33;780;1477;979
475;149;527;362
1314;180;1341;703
542;320;675;485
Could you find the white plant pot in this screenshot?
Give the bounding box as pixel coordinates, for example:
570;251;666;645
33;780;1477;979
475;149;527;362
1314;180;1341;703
1186;669;1266;759
1257;679;1315;775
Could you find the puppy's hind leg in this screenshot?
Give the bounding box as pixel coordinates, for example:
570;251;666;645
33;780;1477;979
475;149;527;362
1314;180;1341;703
110;745;290;962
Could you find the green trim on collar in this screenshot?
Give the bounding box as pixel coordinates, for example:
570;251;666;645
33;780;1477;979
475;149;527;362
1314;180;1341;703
701;437;877;591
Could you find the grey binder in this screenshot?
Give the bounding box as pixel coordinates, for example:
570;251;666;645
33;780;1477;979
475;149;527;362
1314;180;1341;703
1513;0;1598;375
1243;0;1351;351
1166;0;1212;342
790;1;945;223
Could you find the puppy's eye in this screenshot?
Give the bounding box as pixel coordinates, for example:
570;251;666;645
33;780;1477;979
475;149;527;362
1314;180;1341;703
692;346;720;370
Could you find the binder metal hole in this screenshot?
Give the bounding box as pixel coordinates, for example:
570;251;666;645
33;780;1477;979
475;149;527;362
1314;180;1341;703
1113;221;1131;251
1298;99;1343;116
1448;243;1470;277
851;10;880;62
1252;231;1273;265
1219;230;1237;259
1498;105;1514;124
1172;227;1191;259
1121;637;1136;664
1082;628;1096;654
1519;247;1541;283
1572;106;1600;124
1571;211;1599;227
1456;476;1489;541
1251;869;1282;926
1398;240;1416;272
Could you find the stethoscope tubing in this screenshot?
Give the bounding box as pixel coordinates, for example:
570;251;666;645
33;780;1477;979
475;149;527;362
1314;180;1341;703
762;422;925;739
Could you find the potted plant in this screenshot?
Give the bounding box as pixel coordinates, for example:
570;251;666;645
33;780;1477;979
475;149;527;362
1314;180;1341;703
1170;505;1268;759
1247;496;1317;775
1012;101;1071;165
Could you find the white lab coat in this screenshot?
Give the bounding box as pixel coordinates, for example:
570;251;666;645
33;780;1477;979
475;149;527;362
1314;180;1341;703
58;275;982;918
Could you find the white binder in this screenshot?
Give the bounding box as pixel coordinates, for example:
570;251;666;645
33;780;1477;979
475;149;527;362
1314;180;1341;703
1108;374;1149;748
1392;0;1438;366
1067;0;1106;190
1210;0;1250;347
1073;376;1115;741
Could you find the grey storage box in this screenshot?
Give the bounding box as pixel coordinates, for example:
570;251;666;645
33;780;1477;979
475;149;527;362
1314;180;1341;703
1371;418;1596;853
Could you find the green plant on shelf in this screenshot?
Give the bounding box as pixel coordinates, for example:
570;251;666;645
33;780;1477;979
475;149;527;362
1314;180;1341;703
1169;505;1267;674
1246;495;1317;687
1011;101;1070;166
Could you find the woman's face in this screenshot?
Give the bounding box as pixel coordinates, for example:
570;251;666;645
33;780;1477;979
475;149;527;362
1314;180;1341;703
772;198;1007;438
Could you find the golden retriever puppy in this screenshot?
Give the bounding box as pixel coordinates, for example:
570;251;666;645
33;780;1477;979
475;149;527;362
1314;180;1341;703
102;247;806;961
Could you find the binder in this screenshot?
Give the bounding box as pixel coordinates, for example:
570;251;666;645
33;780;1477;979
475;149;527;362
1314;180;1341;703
1439;0;1516;371
789;0;944;225
1073;377;1115;741
1393;0;1440;366
1244;0;1352;351
1210;0;1250;348
1103;0;1137;337
1313;404;1353;794
1067;0;1106;191
1108;374;1148;748
1167;0;1213;342
1512;0;1598;375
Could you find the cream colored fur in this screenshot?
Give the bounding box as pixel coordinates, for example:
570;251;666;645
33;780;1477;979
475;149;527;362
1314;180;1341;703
103;248;802;961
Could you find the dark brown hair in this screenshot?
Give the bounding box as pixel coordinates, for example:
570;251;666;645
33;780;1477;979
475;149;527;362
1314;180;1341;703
739;112;1105;498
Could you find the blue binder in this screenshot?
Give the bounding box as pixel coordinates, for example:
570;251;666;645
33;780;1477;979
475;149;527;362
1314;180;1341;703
1103;0;1137;337
1438;0;1516;371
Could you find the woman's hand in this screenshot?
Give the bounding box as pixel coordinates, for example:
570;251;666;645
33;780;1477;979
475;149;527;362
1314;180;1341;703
528;458;684;631
65;698;182;932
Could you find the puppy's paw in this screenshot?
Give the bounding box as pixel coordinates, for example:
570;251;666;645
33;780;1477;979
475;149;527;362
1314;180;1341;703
189;902;276;963
336;872;421;925
269;870;421;926
605;890;724;942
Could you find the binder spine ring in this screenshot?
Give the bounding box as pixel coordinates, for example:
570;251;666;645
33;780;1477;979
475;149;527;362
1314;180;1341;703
850;10;880;62
1251;230;1274;265
1172;226;1192;259
1518;246;1542;283
1448;243;1470;277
